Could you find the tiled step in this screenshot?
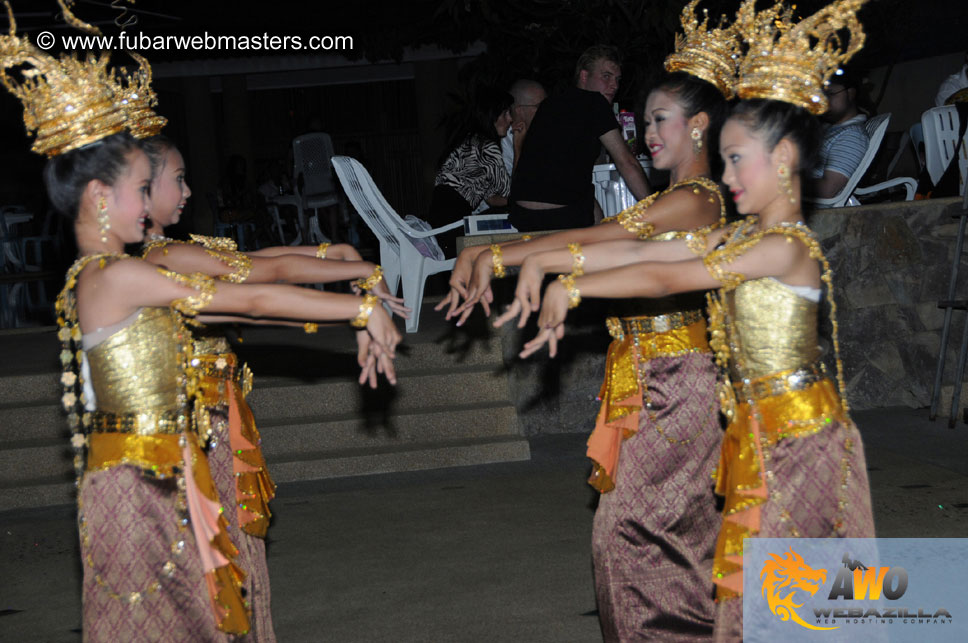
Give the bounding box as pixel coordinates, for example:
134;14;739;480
259;402;520;455
266;435;531;484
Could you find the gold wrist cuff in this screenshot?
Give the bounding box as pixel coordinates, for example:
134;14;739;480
350;293;379;328
490;244;506;278
316;242;331;259
355;265;383;291
557;274;581;309
567;242;585;277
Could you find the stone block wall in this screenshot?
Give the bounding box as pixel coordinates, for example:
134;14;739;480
813;196;968;412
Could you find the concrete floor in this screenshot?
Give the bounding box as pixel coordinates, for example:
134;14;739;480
1;407;968;642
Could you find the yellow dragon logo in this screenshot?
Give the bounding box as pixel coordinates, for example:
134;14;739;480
760;547;838;631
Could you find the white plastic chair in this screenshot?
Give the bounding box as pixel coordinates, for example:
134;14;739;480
812;113;917;207
332;156;462;333
292;133;340;243
922;105;967;195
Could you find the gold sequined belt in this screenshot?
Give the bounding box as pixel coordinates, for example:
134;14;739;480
193;353;237;380
606;309;705;339
90;407;191;435
732;362;826;402
193;353;253;397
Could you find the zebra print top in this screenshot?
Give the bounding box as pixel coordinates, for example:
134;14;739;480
434;134;511;209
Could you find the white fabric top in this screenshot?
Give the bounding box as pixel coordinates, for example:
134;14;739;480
770;277;821;302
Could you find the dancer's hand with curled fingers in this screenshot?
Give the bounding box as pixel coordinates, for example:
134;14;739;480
435;246;479;319
451;253;495;325
369;280;411;318
493;255;545;329
359;305;400;386
518;278;570;359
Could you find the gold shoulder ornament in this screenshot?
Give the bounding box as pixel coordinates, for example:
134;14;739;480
157;268;217;320
615;176;725;241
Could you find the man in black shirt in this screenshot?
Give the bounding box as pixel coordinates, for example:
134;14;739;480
508;45;651;231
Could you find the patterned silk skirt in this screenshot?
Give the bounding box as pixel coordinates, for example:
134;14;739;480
79;466;234;642
711;414;875;642
208;411;276;642
592;349;723;641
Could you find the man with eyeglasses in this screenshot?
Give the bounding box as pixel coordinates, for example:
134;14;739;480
501;79;547;176
813;67;870;200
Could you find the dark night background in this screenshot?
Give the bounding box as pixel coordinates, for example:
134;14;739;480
1;0;965;248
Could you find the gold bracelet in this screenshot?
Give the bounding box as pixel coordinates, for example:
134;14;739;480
303;323;318;334
355;265;383;291
316;242;331;259
557;274;581;309
350;293;379;328
567;242;585;277
521;235;533;242
490;244;506;278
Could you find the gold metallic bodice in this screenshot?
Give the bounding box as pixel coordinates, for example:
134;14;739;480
726;277;820;381
86;307;182;414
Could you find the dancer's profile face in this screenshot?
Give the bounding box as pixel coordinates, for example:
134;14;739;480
719;118;778;215
148;147;191;227
103;149;152;243
643;89;692;170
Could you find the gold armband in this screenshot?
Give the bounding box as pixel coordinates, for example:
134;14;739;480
189;233;237;252
567;242;585;277
303;323;318;334
490;244;506;279
702;253;745;291
355;265;383;292
213;250;252;283
350;293;379;329
557;274;581;309
163;270;217;317
316;242;331;259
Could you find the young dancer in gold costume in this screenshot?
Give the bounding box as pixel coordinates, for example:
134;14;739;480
504;1;876;639
441;3;740;638
1;6;401;639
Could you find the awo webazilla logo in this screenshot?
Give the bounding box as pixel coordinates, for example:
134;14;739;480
759;546;953;631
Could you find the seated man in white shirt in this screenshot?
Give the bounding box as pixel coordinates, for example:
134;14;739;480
813;67;869;200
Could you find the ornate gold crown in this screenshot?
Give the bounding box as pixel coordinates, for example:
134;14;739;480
733;0;869;114
664;0;741;99
0;1;165;157
56;0;167;140
0;3;127;157
117;52;167;140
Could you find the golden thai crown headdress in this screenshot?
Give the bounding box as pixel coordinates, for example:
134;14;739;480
116;51;167;140
0;2;128;156
663;0;742;99
733;0;869;114
0;1;165;157
55;0;167;140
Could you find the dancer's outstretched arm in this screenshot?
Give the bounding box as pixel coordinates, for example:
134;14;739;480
518;233;812;358
441;186;721;324
78;258;402;386
494;226;727;329
144;243;410;317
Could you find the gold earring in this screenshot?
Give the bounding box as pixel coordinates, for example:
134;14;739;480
777;163;796;204
97;197;111;243
691;127;703;155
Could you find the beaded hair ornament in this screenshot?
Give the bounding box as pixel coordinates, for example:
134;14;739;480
663;0;742;98
733;0;869;114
